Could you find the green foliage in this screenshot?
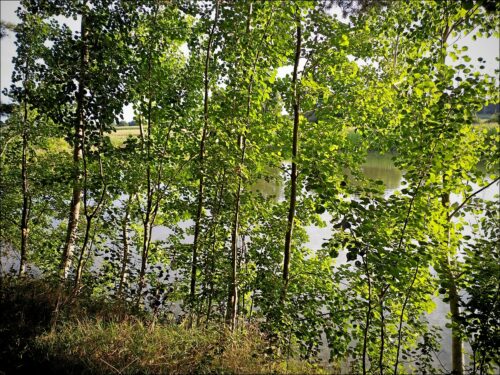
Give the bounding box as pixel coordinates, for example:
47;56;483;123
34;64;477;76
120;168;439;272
1;0;498;372
459;200;500;373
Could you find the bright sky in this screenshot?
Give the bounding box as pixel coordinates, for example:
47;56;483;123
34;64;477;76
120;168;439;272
1;1;498;121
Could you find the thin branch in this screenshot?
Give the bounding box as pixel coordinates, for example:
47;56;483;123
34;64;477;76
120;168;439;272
448;177;500;220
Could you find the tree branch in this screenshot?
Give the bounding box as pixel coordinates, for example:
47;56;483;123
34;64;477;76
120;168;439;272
448;177;500;220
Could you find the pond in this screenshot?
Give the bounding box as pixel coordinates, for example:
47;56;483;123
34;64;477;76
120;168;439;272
141;150;499;370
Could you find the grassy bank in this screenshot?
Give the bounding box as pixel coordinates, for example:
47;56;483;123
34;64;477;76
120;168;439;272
0;278;327;374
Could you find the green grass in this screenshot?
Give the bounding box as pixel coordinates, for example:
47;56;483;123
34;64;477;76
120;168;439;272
474;121;498;130
37;319;326;374
476;112;498;120
0;278;328;374
474;113;499;124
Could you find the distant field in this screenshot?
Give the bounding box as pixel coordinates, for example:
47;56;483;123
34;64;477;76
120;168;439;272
36;126;142;150
474;113;499;125
477;113;496;120
474;122;498;134
108;126;142;145
107;123;498;147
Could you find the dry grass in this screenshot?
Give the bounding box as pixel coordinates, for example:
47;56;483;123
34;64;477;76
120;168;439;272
36;319;327;374
0;279;326;374
37;319;219;374
211;325;328;374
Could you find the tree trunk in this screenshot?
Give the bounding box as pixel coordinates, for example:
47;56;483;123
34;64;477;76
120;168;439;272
362;255;372;375
226;1;254;331
435;21;464;373
190;0;220;304
205;171;226;324
60;12;87;280
137;215;151;300
448;270;463;375
137;9;157;301
19;90;30;276
118;196;131;298
378;298;385;375
282;8;301;301
73;215;92;290
442;190;463;375
227;163;242;329
135;109;150;301
73;136;107;291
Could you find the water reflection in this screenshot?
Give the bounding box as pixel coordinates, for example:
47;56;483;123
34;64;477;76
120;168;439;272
361;152;402;190
250;174;283;200
251;153;403;198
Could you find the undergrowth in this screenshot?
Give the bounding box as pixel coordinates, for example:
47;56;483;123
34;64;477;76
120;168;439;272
0;278;327;374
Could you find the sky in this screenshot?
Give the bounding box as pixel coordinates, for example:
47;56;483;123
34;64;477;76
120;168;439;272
1;1;499;122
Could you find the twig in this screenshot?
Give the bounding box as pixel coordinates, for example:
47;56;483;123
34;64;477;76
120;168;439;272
99;357;122;374
448;177;500;220
120;357;138;373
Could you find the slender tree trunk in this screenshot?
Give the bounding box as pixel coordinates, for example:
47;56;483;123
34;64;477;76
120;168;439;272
73;133;106;292
436;20;464;373
226;1;254;331
19;89;30;276
190;0;220;303
238;237;246;321
206;283;213;324
442;190;464;375
137;6;157;300
282;9;301;301
205;240;216;325
449;271;463;375
73;215;92;289
60;12;88;280
118;196;131;298
138;221;150;298
362;255;372;375
205;171;225;324
479;350;486;375
378;299;385;375
227;169;242;329
393;264;420;375
139;98;153;295
205;227;216;324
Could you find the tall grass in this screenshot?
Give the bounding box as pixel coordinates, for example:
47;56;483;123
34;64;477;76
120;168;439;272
0;278;327;374
36;319;326;374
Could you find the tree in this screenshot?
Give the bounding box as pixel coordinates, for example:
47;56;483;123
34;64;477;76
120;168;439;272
9;9;46;276
282;2;303;304
190;0;220;310
131;0;192;302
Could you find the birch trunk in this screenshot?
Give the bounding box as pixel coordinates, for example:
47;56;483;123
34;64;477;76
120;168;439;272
60;12;88;280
